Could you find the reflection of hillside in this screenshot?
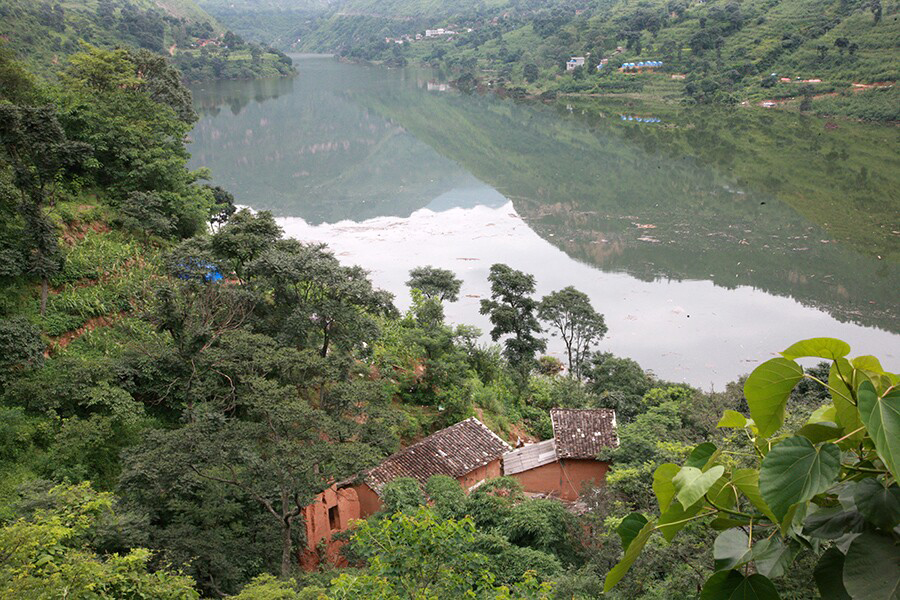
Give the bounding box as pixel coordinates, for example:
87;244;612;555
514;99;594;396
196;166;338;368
188;58;475;223
351;87;898;333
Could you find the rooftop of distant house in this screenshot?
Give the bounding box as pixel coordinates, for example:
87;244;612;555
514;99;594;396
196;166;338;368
363;417;511;494
551;408;618;458
503;408;618;474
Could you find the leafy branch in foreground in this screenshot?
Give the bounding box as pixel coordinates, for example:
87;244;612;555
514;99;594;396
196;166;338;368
604;337;899;600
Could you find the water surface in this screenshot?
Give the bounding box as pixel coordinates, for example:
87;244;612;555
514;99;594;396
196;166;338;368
188;56;899;386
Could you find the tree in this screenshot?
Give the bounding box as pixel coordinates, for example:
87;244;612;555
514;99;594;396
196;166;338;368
871;0;882;23
0;317;43;391
0;104;90;314
332;508;555;599
584;352;653;422
206;184;236;231
523;63;539;83
407;265;462;302
538;287;606;380
0;482;199;599
834;37;849;55
248;239;395;357
211;209;281;282
0;46;40;105
125;367;379;578
58;45;202;213
604;338;900;600
480;264;546;387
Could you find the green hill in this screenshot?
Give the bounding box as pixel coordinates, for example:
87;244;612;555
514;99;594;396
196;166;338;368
0;0;295;81
0;0;218;74
263;0;899;118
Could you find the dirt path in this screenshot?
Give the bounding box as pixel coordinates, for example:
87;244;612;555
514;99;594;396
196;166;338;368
47;312;124;355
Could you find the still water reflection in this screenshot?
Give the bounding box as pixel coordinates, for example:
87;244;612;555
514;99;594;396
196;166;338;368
188;56;898;386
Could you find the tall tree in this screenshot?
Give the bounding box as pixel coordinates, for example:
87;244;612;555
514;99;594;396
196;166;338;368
479;264;545;386
538;286;607;380
0;105;90;314
407;265;462;303
248;239;395;357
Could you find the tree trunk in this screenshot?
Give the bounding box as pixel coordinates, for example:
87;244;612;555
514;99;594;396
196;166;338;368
280;520;293;577
320;325;329;358
40;278;48;316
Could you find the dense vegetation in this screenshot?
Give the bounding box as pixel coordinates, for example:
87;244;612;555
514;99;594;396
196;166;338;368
1;41;897;600
0;0;294;82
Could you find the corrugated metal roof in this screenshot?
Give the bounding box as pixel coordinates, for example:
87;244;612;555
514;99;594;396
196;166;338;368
364;417;511;495
551;408;618;459
502;439;558;475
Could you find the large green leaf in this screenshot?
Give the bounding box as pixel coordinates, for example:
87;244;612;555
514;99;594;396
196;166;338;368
744;357;804;437
830;359;864;445
797;422;843;444
700;570;781;600
781;337;851;360
857;381;900;480
759;437;841;521
853;478;900;531
815;548;851;600
713;529;750;572
752;538;799;579
732;468;778;523
718;410;748;429
657;497;705;542
653;463;680;513
604;519;655;593
803;507;866;540
843;532;900;600
674;465;726;510
686;442;719;469
616;513;648;552
808;404;837;424
852;355;884;373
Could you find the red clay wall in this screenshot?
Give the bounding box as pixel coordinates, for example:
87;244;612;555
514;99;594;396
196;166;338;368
457;459;502;491
300;461;503;570
299;484;361;570
354;483;383;518
511;459;609;501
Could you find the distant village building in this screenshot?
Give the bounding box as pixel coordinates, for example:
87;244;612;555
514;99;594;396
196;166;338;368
300;410;618;569
300;418;510;569
503;409;617;501
566;56;586;71
425;28;456;38
619;60;663;73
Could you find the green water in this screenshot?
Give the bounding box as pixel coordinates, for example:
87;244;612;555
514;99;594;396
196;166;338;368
188;56;898;385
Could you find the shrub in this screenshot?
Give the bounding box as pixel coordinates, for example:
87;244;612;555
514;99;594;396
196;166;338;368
381;477;424;514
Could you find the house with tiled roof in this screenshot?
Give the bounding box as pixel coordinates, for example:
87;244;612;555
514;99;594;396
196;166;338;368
300;417;511;569
503;408;618;501
359;417;511;505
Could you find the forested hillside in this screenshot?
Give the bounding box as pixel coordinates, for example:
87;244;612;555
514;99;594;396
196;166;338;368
0;0;294;81
213;0;899;119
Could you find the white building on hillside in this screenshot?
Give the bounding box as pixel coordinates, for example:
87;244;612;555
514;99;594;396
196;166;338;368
566;56;586;71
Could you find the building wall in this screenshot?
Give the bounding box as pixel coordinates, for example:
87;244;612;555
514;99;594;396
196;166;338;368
457;459;502;491
355;483;383;518
300;460;504;571
299;484;361;570
510;459;609;501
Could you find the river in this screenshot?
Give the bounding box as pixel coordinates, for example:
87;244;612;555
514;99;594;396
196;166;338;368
187;55;899;387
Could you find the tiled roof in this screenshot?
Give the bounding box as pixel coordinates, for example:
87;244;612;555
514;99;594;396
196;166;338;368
503;439;557;475
364;418;511;495
550;408;618;459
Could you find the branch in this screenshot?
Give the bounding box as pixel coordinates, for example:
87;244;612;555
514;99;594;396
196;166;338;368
704;493;765;521
804;374;853;405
